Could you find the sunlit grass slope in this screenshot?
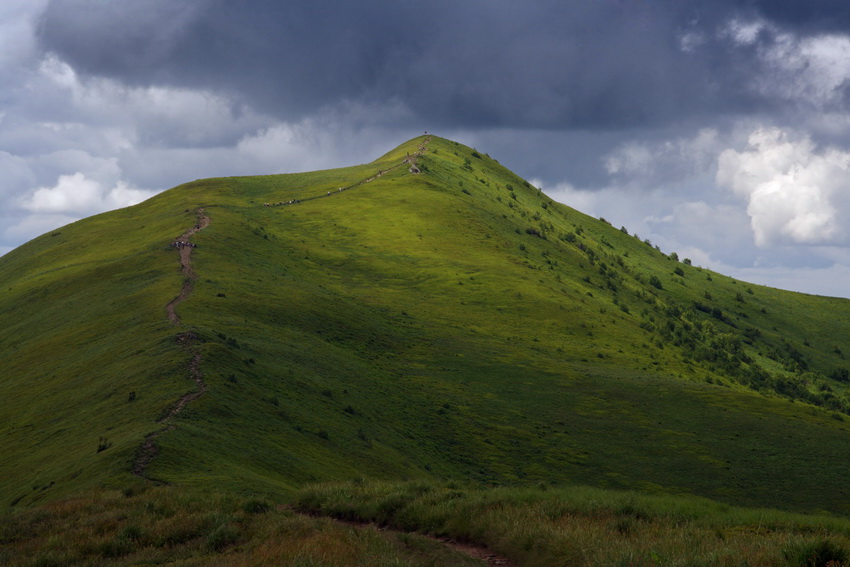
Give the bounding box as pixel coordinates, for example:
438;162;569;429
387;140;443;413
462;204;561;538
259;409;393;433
3;136;850;516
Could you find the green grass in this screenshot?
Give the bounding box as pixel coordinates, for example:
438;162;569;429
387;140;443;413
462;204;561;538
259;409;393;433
294;479;850;567
3;134;850;522
9;479;850;566
0;485;485;566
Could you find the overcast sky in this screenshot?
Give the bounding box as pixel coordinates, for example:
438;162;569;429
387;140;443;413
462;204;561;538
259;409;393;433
4;1;850;297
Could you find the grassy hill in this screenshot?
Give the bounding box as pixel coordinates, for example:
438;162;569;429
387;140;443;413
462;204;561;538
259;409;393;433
3;134;850;530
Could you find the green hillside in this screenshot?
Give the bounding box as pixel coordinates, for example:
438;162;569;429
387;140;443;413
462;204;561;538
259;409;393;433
3;135;850;520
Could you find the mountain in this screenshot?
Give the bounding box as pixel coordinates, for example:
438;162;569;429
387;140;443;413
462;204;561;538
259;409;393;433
3;135;850;515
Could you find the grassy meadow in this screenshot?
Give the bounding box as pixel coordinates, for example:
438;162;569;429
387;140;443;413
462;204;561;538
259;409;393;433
4;135;850;564
4;480;850;566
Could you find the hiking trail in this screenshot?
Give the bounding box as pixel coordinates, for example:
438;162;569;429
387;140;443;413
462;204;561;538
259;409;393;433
264;136;431;207
133;208;210;480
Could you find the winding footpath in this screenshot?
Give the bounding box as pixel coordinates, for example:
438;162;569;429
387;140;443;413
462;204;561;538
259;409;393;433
127;146;517;564
133;139;431;478
133;209;210;480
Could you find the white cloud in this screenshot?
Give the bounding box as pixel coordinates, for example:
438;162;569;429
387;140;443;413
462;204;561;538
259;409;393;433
717;127;850;247
22;172;155;215
721;18;765;46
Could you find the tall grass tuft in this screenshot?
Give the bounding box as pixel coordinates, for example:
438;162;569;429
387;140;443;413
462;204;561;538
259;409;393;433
783;538;849;567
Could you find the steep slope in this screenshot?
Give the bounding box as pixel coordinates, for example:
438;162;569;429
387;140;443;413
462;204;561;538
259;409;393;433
3;136;850;514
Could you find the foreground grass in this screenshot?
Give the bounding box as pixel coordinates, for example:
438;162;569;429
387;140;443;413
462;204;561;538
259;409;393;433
0;485;483;567
294;480;850;567
8;480;850;566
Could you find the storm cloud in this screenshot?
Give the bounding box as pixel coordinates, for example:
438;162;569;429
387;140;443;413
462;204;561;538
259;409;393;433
36;0;774;129
4;1;850;296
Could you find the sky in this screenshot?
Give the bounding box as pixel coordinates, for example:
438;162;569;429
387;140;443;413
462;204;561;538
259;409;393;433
4;1;850;297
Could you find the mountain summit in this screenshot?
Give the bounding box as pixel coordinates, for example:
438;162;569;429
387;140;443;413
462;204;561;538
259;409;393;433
3;136;850;513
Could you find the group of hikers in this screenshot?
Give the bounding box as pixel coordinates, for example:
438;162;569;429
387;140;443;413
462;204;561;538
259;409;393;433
264;186;350;207
264;199;302;207
170;241;197;248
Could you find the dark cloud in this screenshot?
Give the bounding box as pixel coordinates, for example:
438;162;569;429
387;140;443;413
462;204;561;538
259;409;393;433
38;0;816;131
749;0;850;33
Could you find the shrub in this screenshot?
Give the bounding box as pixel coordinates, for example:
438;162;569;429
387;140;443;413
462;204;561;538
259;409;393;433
783;538;848;567
649;275;663;290
206;523;240;552
830;368;850;382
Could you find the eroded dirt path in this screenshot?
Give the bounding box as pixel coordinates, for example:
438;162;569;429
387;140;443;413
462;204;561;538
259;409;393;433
165;209;211;325
133;209;210;480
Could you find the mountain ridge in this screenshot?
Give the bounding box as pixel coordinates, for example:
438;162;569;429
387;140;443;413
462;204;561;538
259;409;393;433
3;135;850;515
